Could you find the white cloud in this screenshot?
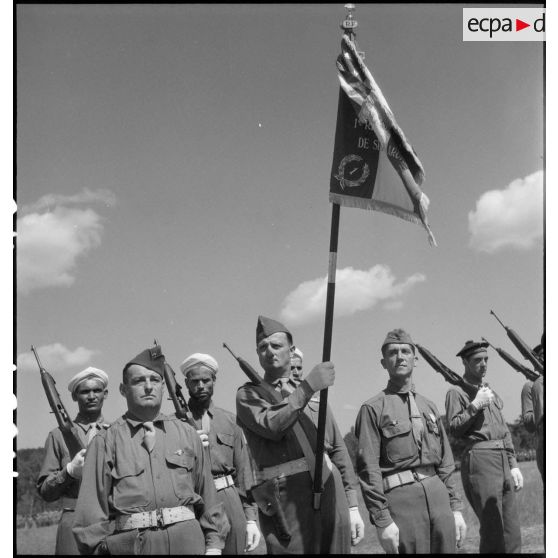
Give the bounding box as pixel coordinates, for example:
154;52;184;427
468;170;543;253
17;343;96;374
17;206;104;294
21;188;116;213
280;265;426;326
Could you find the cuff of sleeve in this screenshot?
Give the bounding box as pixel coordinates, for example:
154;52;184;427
450;498;463;512
244;504;259;522
58;466;73;484
345;489;359;509
372;509;393;529
290;381;314;408
509;457;518;469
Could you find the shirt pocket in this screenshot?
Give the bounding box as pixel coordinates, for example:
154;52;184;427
111;462;147;510
381;421;415;463
165;449;195;499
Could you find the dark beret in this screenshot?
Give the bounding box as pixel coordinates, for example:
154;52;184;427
456;340;489;359
381;328;415;348
256;315;292;345
124;345;165;377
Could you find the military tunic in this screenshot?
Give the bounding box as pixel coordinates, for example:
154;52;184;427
236;378;359;554
72;413;227;555
521;380;536;433
188;400;258;554
37;415;107;555
355;381;461;554
446;385;521;553
531;376;544;477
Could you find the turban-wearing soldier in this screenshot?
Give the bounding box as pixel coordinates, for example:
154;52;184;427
445;339;523;553
73;346;228;555
290;347;304;385
355;329;466;554
37;367;109;555
180;353;261;554
235;316;364;554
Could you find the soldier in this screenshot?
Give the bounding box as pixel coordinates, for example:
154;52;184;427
180;352;261;554
73;346;228;555
290;347;304;384
446;339;523;554
355;329;466;554
37;366;109;555
530;339;544;478
236;316;364;554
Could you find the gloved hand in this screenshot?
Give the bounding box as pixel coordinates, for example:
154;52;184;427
204;549;221;555
245;520;261;552
66;448;87;479
349;506;365;546
376;521;399;554
510;467;523;491
305;362;335;393
197;430;209;448
471;386;494;411
453;511;467;549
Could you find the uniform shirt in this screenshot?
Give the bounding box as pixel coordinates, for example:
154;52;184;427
531;376;544;430
188;399;258;521
236;378;359;508
521;381;536;433
445;385;517;469
37;414;107;504
72;412;226;554
355;381;461;528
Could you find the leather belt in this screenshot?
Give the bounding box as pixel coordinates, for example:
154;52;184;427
383;465;436;492
115;505;195;532
255;457;309;483
470;439;505;450
214;474;235;491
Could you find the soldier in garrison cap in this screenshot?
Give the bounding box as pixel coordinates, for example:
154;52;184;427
180;353;261;554
37;366;109;555
235;316;365;554
445;339;523;553
355;329;466;554
73;346;228;555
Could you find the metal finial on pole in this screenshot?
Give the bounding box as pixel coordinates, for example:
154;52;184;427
340;4;364;58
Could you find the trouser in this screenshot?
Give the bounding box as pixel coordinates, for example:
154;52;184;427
216;485;246;554
385;475;456;553
461;448;521;553
256;467;351;554
55;509;79;555
106;520;206;555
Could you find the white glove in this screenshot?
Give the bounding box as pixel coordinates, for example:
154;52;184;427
245;520;261;552
453;511;467;549
349;506;365;546
510;467;523;491
471;387;494;411
66;449;87;479
305;362;335;393
197;430;209;448
376;521;399;554
204;549;221;555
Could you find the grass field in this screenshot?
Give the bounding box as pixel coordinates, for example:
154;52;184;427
16;461;544;555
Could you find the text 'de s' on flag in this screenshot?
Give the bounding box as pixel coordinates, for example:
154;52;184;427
329;35;437;246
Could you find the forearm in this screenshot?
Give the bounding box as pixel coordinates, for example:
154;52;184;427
37;467;78;502
436;424;462;511
446;391;477;437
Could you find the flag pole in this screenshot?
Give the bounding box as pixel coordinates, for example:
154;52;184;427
312;4;358;511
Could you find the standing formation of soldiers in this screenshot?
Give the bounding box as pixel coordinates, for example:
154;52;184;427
35;317;544;555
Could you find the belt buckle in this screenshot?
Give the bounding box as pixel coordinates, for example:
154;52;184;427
155;508;164;528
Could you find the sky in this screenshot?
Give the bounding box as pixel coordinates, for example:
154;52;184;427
14;3;546;454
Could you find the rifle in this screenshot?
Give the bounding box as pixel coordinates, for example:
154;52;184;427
482;337;540;382
222;342;262;386
153;339;196;428
31;345;85;458
415;343;482;398
490;310;544;374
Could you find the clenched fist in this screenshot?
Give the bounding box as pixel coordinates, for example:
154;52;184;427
305;362;335;393
472;386;494;411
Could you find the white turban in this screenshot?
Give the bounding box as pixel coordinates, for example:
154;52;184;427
68;367;109;394
292;347;304;360
180;353;219;377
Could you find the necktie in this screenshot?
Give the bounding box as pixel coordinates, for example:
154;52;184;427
408;392;424;450
87;424;98;446
276;378;292;398
142;421;156;453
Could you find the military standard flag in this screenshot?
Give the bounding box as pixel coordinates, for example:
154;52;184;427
329;35;437;246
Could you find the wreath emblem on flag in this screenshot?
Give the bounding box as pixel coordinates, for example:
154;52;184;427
334;154;370;190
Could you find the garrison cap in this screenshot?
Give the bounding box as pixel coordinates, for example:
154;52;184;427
68;367;108;394
124;345;165;377
256;315;292;345
456;339;489;359
381;328;415;349
180;353;219;376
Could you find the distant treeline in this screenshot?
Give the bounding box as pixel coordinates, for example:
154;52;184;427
16;416;537;517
